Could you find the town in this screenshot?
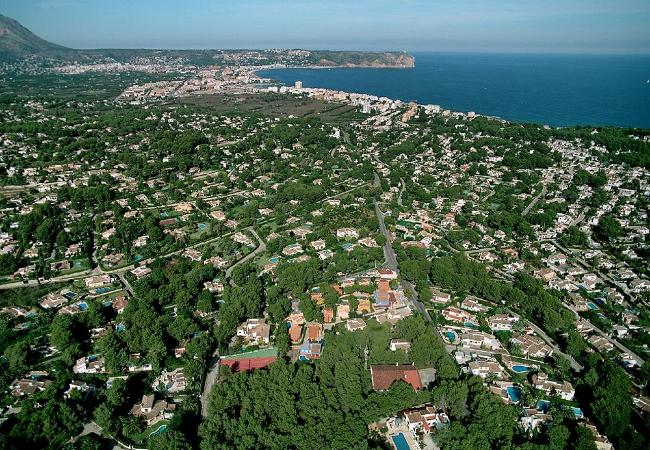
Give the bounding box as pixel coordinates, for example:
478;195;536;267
1;47;649;450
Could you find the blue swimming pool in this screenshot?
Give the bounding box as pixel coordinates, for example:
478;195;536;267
78;302;88;311
95;287;110;294
445;331;456;342
298;355;309;362
197;223;208;231
587;302;598;310
391;433;411;450
269;256;281;263
149;424;168;437
512;365;531;373
570;406;584;418
507;386;522;403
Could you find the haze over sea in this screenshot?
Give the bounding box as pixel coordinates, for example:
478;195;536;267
258;53;650;128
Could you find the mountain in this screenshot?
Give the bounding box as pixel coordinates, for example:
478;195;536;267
0;15;414;68
0;14;76;61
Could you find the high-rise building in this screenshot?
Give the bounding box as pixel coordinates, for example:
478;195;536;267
295;80;303;89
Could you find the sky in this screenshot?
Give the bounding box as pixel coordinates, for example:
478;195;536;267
3;0;650;53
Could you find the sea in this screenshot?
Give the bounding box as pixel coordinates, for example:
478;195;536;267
257;52;650;128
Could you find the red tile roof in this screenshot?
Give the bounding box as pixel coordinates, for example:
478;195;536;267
221;356;277;373
370;365;422;391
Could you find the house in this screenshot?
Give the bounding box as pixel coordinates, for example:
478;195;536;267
131;394;176;426
112;296;128;314
389;339;411;352
299;340;322;360
520;409;552;432
588;335;614;353
65;243;82;257
63;381;94;400
487;313;520;332
511;334;553;358
282;243;303;256
531;372;575;400
236;319;271;345
132;235;148;248
152;368;186;394
174;202;193;213
317;249;334;260
336;304;351;321
585;424;613;450
183;248;202;262
459;331;501;351
310;239;326;250
233;232;254;246
377;268;398;280
39;293;68;309
370;365;423;391
10;372;52;396
323;308;334;324
431;289;451;304
534;268;556;282
336;228;359;239
468;360;507;379
442;306;477;325
289;324;302;343
73;355;106;374
210;210;226;221
130;266;151;279
204;281;224;294
346;318;366;332
306;323;324;341
84;274;112;289
460;296;490;313
50;260;71;272
404;405;450;433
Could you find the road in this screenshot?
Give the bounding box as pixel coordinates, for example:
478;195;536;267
116;272;135;297
522;184;547;216
225;228;266;279
200;355;220;417
373;198;431;321
0;231;239;291
397;178;405;207
526;320;584;372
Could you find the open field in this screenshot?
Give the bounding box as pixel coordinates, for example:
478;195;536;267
174;92;365;123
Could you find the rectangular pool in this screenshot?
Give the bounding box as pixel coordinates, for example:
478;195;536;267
391;433;411;450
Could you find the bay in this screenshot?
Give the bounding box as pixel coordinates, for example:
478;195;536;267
257;52;650;128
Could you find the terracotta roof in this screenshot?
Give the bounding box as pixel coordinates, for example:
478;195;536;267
370;365;422;391
289;324;302;342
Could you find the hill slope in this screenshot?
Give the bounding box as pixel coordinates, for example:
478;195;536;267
0;14;75;61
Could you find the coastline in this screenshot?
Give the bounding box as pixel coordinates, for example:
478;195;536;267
252;54;650;129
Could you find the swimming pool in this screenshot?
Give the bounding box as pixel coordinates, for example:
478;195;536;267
269;256;281;263
507;386;522;403
512;365;531;373
570;407;584;418
95;287;110;294
445;331;456;342
149;424;168;437
78;302;88;311
587;302;598;310
391;433;411;450
197;223;208;231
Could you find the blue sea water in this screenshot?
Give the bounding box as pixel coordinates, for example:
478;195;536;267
257;53;650;128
